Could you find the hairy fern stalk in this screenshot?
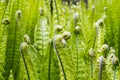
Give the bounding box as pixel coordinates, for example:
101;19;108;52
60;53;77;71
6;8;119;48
0;0;120;80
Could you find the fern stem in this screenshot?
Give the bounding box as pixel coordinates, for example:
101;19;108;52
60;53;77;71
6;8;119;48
53;41;67;80
48;41;53;80
20;46;30;80
74;10;79;79
53;0;66;79
90;2;95;79
90;25;98;79
89;2;95;78
67;0;70;9
50;0;53;16
84;0;88;9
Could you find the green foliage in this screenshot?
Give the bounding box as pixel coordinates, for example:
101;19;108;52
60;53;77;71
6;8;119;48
0;0;120;80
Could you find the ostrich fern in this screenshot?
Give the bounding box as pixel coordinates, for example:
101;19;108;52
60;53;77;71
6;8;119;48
0;0;120;80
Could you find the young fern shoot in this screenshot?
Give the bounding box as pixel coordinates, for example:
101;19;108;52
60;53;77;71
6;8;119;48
20;42;30;80
73;12;79;79
53;34;67;80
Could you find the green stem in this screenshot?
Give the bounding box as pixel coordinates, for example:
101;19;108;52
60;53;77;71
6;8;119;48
53;41;67;80
48;41;53;80
67;0;70;9
50;0;53;16
90;26;98;79
74;11;79;79
90;2;95;78
20;46;30;80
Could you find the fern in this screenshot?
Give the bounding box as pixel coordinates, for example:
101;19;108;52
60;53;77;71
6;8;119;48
4;1;22;79
20;42;30;80
34;10;50;79
0;0;120;80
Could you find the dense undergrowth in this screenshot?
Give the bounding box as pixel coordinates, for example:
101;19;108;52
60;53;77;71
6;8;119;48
0;0;120;80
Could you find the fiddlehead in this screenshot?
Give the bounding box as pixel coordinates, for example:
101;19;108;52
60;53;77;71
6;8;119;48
20;42;30;80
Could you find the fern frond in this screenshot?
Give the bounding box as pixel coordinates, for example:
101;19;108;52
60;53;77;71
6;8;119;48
34;13;50;79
